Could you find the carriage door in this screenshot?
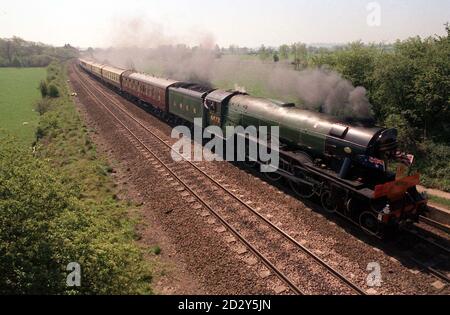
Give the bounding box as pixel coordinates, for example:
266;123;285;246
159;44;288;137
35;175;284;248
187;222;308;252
205;100;222;127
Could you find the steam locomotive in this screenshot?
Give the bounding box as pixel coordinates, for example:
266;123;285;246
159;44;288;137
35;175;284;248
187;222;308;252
78;58;428;236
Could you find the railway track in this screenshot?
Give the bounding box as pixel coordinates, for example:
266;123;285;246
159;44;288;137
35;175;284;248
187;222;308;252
399;225;450;284
72;64;367;295
419;216;450;235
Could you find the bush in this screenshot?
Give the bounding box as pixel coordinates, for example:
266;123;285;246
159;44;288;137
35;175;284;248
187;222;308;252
384;114;416;151
48;84;59;98
413;141;450;192
11;56;21;67
35;99;52;115
39;80;48;98
0;134;151;294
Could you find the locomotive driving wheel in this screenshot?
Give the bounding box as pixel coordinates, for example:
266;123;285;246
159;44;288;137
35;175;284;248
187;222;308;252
264;170;282;182
359;211;380;236
262;162;283;182
289;173;315;199
321;190;338;213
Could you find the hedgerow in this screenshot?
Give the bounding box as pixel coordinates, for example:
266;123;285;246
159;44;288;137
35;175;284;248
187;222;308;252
0;62;152;294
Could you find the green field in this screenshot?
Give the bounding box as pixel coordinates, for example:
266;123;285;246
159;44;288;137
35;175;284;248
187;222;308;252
0;67;46;146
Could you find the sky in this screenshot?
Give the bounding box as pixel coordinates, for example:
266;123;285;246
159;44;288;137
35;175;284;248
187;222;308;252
0;0;449;48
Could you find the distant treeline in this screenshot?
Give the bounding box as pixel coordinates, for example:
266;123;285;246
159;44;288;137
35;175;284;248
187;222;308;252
0;37;78;67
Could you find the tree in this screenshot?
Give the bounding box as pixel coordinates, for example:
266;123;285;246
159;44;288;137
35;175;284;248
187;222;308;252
4;40;12;64
0;56;7;67
290;42;307;70
39;80;48;98
371;31;449;141
258;44;270;60
48;84;59;98
0;37;78;67
279;44;290;59
273;53;279;63
11;56;21;67
86;47;94;58
384;114;416;150
214;44;222;58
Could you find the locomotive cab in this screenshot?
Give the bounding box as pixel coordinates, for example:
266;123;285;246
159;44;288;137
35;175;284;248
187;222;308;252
204;90;242;127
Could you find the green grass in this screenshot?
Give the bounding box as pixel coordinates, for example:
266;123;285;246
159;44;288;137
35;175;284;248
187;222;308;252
429;195;450;209
149;245;161;255
0;67;46;146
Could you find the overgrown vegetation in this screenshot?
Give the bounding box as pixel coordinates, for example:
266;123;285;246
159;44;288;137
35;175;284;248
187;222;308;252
0;37;78;67
0;62;152;294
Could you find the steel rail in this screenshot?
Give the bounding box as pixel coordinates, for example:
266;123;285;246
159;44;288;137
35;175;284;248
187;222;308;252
419;215;450;235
